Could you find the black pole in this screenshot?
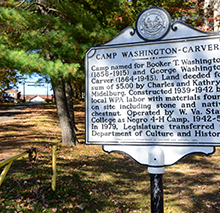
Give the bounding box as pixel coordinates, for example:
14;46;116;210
150;174;164;213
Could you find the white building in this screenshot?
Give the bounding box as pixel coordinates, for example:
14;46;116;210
29;95;45;102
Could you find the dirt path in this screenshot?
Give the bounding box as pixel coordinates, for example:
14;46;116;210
0;102;42;123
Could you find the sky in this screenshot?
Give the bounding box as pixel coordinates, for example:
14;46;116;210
17;81;52;95
16;74;53;95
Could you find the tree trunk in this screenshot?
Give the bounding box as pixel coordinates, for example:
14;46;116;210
73;83;79;99
35;1;78;146
214;0;220;32
204;0;211;31
65;80;78;131
52;78;76;146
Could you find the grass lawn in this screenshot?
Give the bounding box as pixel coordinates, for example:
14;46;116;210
0;99;220;212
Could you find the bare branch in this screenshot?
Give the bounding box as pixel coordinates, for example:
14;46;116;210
24;2;60;15
10;0;26;11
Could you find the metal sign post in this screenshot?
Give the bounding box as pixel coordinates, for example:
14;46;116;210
150;173;164;213
85;6;220;212
148;147;165;213
150;174;164;213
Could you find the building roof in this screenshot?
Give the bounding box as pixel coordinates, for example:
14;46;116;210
30;95;45;102
4;89;17;94
22;94;53;101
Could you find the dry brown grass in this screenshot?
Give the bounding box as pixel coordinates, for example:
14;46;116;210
0;100;220;212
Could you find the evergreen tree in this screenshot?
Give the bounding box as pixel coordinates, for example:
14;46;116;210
0;0;127;145
0;0;215;145
0;69;17;95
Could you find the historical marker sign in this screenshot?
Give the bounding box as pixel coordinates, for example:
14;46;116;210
86;8;218;212
85;7;220;147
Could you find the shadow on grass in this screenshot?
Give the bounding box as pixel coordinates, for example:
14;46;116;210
0;103;61;158
1;152;147;212
0;110;33;118
43;150;220;212
1;145;220;212
1;101;220;212
0;101;82;156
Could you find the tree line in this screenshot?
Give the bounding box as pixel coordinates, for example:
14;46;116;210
0;0;219;145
